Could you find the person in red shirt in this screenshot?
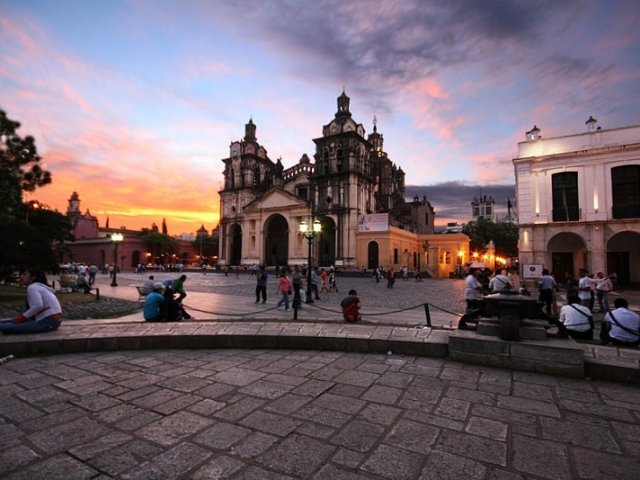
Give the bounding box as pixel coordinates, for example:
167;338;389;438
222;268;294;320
341;289;361;322
276;271;291;311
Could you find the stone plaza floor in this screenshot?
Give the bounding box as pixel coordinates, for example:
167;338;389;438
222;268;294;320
2;348;640;479
1;271;639;479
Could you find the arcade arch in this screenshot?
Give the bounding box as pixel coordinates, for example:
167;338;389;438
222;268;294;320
607;231;640;285
229;223;242;265
264;214;289;266
547;232;587;278
367;241;379;269
318;217;336;266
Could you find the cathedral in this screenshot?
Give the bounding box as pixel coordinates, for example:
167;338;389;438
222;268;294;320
218;91;469;276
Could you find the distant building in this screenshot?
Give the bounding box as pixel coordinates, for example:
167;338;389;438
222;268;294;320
471;194;497;222
62;192;198;268
218;91;468;277
513;117;640;284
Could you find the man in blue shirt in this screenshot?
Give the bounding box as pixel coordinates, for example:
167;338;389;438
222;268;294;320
143;283;165;322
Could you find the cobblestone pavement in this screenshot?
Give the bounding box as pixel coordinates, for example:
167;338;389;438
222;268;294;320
93;271;640;315
117;271;469;313
1;349;639;479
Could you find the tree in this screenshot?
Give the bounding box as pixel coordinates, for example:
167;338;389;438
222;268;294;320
0;110;51;218
462;218;518;257
0;220;58;280
192;233;219;262
141;231;179;265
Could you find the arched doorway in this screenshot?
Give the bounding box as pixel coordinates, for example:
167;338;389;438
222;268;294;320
367;241;379;269
132;251;141;268
607;231;640;285
230;223;242;265
264;214;289;266
547;232;587;279
319;217;336;266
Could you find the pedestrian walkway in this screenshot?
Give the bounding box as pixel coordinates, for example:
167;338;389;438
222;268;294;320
1;348;639;479
2;272;640;478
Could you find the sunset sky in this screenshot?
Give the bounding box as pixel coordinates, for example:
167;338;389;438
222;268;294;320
2;0;639;235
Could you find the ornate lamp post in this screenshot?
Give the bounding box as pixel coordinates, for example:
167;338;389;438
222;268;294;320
299;218;321;304
110;233;124;287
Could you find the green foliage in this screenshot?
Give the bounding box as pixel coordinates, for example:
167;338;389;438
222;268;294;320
0;110;51;217
0;219;58;280
193;233;219;259
462;218;518;257
141;231;180;264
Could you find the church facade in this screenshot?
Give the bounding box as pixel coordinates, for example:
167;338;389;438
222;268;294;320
218;92;470;277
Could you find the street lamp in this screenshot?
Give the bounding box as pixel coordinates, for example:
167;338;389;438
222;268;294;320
299;218;321;304
110;233;124;287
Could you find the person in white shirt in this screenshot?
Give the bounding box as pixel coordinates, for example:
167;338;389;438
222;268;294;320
464;269;484;313
594;272;613;313
577;269;593;308
602;298;640;347
489;269;512;293
553;295;593;340
538;269;557;316
0;268;62;334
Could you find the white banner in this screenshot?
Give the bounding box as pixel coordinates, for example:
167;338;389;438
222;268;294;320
358;213;388;232
523;264;543;278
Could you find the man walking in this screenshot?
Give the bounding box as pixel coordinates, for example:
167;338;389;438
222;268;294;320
255;265;268;303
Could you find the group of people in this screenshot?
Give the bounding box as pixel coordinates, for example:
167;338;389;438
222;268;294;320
251;265;359;321
142;278;191;322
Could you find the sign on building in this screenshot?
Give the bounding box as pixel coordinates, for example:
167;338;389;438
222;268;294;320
523;264;543;278
358;213;389;232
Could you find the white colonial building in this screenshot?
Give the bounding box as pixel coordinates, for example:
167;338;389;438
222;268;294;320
514;117;640;285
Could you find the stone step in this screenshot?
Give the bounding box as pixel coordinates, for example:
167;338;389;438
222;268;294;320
448;330;585;378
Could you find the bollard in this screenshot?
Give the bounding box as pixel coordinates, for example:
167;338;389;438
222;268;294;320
293;298;298;320
94;288;100;300
423;303;432;328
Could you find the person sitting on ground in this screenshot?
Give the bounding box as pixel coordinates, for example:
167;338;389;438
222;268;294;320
601;298;640;347
489;269;512;293
143;282;165;322
162;287;191;321
0;268;63;334
553;295;594;340
141;275;155;294
75;271;92;294
172;274;188;302
341;289;362;322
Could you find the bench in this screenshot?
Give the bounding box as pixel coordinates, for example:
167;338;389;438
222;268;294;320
55;275;100;299
58;274;78;292
136;286;151;302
